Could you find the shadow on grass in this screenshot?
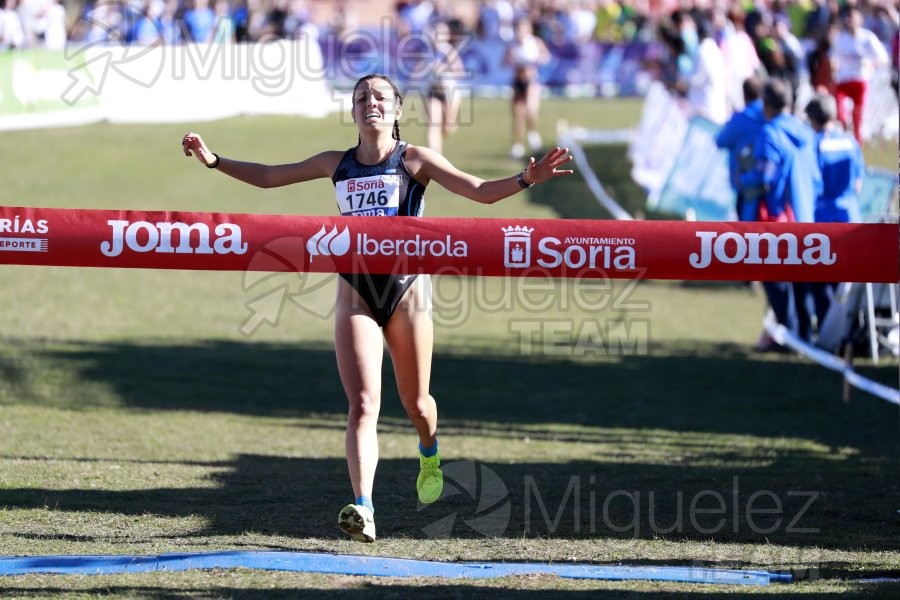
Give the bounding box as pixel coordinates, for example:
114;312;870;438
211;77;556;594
1;449;898;552
8;338;896;447
1;338;897;552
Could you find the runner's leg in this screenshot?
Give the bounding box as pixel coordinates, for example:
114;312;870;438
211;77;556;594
384;276;436;447
335;278;384;501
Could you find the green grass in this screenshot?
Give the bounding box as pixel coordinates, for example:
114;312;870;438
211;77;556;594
0;97;898;598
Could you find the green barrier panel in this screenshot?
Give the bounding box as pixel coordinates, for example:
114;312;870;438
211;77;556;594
653;116;736;222
0;48;99;116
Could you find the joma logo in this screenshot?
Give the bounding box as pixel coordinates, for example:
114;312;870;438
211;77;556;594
101;220;248;257
689;231;836;269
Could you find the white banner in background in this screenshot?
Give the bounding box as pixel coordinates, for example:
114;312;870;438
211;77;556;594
0;39;334;130
860;68;899;142
628;81;689;201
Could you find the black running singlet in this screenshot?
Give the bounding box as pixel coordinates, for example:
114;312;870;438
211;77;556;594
331;141;427;326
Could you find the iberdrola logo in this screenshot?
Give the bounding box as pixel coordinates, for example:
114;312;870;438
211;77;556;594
306;226;350;260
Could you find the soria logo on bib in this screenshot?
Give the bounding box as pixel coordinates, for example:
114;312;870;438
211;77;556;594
347;179;385;193
101;220;248;257
689;231;836;269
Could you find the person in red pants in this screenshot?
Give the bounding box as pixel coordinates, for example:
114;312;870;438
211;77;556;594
829;5;889;142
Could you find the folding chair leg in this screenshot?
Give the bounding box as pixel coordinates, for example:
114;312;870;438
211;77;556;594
865;283;879;364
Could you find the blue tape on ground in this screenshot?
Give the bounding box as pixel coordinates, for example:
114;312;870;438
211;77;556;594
0;551;791;585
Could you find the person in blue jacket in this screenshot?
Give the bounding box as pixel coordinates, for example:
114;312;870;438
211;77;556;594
715;76;765;219
716;76;775;352
798;92;864;341
805;93;863;224
739;78;822;224
739;78;823;349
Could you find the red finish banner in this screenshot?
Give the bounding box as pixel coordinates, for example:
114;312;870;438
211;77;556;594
0;206;896;283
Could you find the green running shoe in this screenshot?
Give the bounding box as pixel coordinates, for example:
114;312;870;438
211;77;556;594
416;452;443;504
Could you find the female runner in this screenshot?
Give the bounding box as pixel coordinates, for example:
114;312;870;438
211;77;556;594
182;73;573;542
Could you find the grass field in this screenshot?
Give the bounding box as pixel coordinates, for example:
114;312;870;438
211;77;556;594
0;97;898;598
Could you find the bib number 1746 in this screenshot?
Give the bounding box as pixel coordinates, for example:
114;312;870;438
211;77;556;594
346;190;389;209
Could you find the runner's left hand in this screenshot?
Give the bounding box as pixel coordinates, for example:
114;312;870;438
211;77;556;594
525;147;574;185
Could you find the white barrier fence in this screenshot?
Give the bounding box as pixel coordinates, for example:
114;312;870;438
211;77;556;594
557;121;634;221
766;314;899;406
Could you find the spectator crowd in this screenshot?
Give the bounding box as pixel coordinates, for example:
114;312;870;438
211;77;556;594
707;4;888;352
3;2;896;86
2;2;895;130
4;2;895;131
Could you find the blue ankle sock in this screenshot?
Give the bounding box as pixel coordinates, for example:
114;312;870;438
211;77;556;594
356;495;374;514
419;438;438;458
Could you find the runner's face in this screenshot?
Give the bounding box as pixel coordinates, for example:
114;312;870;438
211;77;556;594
352;79;400;133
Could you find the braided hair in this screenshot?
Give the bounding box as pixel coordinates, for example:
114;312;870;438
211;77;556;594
353;74;403;142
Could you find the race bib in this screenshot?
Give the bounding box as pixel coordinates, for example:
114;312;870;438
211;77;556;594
336;175;401;217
